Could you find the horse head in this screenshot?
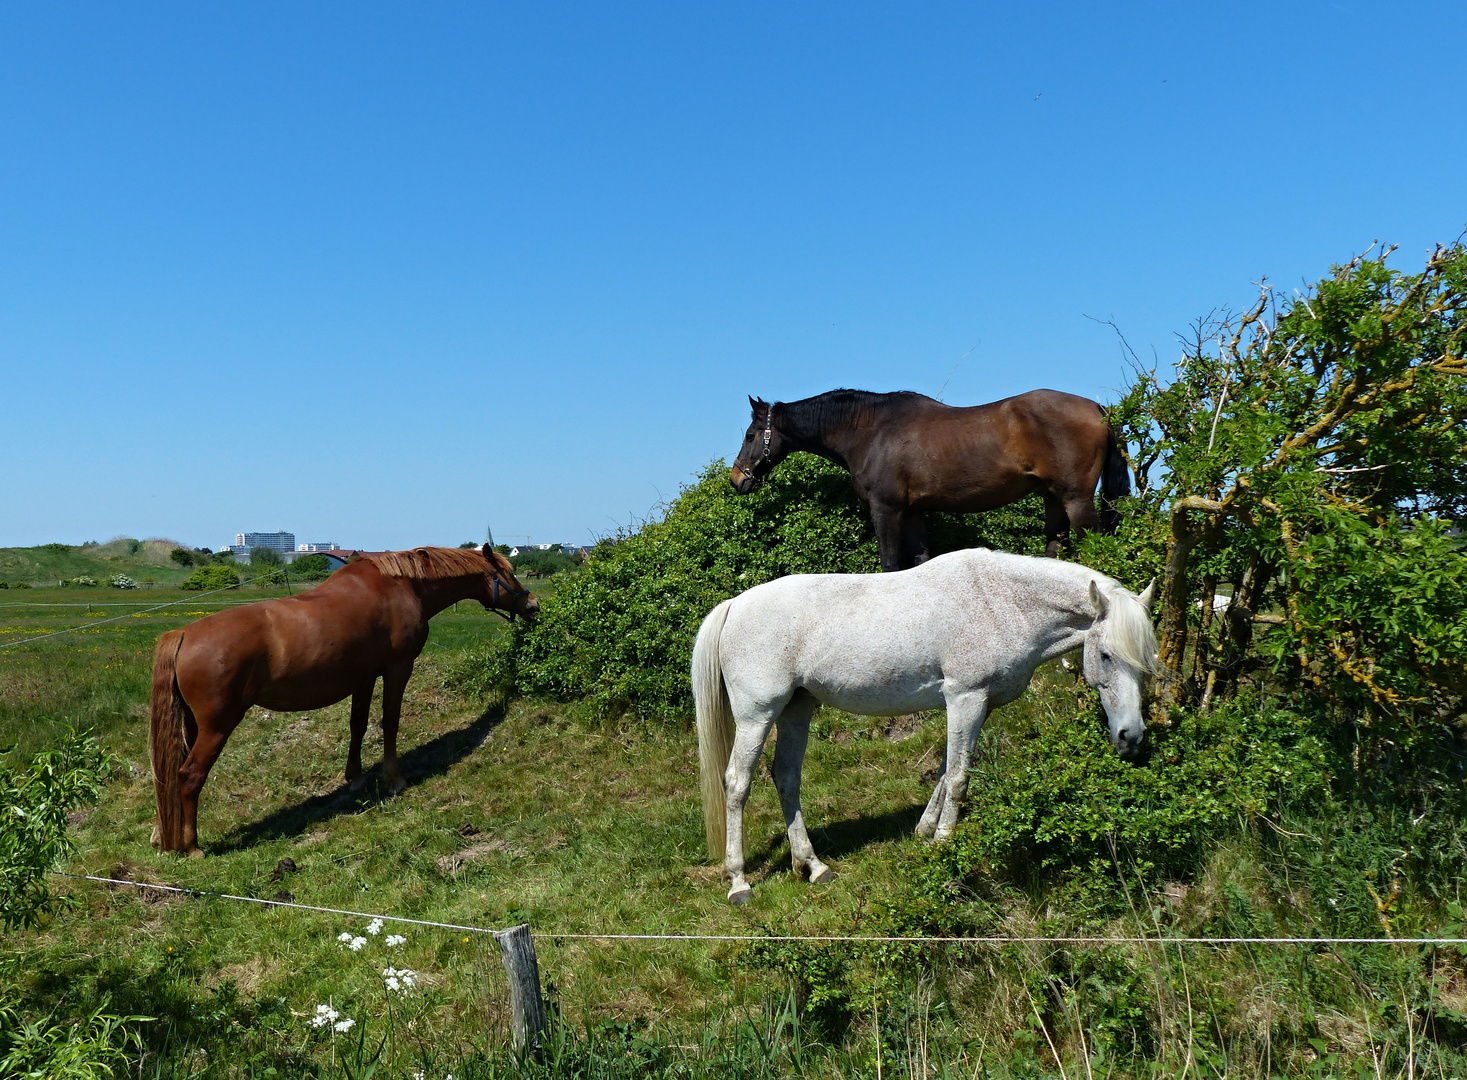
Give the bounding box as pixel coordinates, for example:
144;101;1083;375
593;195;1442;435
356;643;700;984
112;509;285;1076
1083;578;1158;760
481;544;539;623
729;396;792;494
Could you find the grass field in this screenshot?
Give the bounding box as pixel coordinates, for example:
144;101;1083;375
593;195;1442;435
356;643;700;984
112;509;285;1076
4;562;1465;1077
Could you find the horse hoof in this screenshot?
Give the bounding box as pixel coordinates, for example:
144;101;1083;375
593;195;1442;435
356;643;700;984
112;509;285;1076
809;866;837;885
728;886;753;906
186;847;206;859
386;780;406;797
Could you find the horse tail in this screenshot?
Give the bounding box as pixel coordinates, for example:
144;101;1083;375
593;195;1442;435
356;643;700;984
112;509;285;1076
150;630;188;853
693;598;736;862
1099;425;1131;533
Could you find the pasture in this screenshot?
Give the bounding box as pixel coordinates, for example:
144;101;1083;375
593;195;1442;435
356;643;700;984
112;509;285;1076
6;561;1466;1077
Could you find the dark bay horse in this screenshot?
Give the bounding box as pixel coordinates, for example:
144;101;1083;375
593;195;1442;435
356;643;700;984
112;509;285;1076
729;388;1130;570
149;545;537;855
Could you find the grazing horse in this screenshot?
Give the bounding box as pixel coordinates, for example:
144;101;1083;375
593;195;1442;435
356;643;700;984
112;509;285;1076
729;388;1130;570
694;548;1156;905
149;545;537;855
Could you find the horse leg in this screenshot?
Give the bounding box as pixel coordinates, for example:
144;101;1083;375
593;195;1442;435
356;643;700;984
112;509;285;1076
1063;492;1102;541
345;683;375;787
179;708;245;857
915;745;949;839
724;707;780;905
1043;492;1069;558
379;662;413;796
902;512;932;566
770;693;834;885
931;689;990;843
872;506;908;572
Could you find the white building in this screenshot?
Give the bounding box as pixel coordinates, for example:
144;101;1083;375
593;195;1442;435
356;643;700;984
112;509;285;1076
297;542;338;552
232;531;296;554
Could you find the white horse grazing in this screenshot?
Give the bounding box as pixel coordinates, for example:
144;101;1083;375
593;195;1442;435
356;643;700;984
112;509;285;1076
693;548;1157;905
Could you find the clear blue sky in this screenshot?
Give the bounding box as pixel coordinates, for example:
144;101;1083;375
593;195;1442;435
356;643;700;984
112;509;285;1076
3;3;1464;550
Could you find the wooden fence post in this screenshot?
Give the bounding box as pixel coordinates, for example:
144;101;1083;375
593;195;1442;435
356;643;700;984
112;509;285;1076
494;923;547;1057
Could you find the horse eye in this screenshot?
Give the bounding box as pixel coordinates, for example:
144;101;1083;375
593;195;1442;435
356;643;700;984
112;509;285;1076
1099;650;1111;662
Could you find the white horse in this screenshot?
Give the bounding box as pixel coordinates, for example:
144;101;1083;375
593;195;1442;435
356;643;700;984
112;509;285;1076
693;548;1158;905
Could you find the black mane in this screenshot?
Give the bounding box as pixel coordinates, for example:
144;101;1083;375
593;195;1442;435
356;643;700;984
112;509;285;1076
775;389;934;443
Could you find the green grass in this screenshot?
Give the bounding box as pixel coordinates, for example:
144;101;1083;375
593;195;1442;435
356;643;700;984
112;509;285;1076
4;575;1466;1077
0;538;208;587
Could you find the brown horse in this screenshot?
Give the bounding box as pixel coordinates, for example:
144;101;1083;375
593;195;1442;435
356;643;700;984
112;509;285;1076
149;545;537;855
729;388;1129;570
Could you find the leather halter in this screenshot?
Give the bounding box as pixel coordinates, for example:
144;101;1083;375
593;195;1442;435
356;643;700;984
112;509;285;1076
761;404;775;464
490;573;532;622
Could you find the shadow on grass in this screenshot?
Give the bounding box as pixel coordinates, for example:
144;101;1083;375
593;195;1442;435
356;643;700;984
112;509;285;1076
744;803;925;874
209;702;507;854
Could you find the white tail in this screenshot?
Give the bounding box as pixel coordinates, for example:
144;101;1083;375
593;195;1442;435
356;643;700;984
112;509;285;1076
693;598;736;861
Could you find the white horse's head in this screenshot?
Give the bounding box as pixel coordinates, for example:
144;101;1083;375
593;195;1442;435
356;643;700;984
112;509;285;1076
1083;578;1159;760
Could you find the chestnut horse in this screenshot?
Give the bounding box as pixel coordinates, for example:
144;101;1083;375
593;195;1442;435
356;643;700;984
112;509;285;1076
150;545;537;855
729;388;1130;570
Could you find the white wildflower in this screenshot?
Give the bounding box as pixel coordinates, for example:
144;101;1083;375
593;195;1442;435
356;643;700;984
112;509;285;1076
310;1004;339;1028
382;966;417;994
334;1017;356;1033
366;918;384;936
413;1073;425;1080
347;936;367;951
385;976;401;992
386;934;407;946
337;932;353;942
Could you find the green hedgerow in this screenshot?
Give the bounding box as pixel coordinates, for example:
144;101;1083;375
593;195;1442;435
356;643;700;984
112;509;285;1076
179;565;241;592
451;457;1047;722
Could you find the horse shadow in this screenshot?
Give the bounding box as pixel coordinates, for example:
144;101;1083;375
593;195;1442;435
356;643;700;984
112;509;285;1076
744;802;925;875
210;703;507;854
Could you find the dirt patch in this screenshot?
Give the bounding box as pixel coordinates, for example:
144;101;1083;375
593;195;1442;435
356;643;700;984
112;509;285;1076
436;838;518;874
879;714;926;742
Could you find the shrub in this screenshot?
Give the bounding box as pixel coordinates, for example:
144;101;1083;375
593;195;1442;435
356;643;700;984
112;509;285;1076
0;731;110;931
290;553;334;581
168;548;194;567
453;456;1046;720
60;577;98;588
109;575;138;590
180;565;241;592
249;546;283;568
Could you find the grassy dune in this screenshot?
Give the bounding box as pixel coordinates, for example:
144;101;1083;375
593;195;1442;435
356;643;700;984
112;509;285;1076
0;538;208;587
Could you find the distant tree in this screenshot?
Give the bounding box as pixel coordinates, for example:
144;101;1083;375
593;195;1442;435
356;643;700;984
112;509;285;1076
493;544;512;555
180;565;241;591
169;548;195;567
459;541;480;549
250;546;283;568
290;553;334;581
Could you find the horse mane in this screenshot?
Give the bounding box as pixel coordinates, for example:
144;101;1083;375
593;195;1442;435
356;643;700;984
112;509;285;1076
364;547;499;582
776;389;934;443
1101;584;1160;675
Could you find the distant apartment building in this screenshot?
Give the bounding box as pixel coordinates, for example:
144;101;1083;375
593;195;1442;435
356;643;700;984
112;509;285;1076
232;531;296;554
297;542;338;552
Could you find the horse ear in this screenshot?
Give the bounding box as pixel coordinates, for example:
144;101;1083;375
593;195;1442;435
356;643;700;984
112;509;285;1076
1088;580;1111;619
749;395;767;414
1136;578;1157;610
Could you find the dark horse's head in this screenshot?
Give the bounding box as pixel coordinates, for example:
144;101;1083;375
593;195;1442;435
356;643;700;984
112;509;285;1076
480;545;540;623
730;396;793;494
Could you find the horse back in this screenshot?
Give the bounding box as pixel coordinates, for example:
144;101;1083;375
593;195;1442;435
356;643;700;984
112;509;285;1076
171;565;422;713
862;389;1110;508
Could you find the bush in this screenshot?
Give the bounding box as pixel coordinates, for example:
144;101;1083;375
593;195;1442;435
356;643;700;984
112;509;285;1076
249;546;283;568
108;575;138;590
290;553;334;581
59;577;98;588
168;548;194;567
0;732;110;931
453;456;1046;720
179;565;241;592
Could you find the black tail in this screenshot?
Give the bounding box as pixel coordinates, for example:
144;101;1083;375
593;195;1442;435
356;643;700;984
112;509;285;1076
1099;427;1130;533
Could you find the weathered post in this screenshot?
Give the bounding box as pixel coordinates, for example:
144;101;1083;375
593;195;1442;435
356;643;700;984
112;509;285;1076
494;923;547;1057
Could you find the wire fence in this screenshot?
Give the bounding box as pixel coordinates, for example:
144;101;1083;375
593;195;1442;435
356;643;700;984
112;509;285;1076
55;873;1467;948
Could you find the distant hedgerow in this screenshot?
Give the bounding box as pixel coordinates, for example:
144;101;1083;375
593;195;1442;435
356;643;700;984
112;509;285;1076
180;565;241;592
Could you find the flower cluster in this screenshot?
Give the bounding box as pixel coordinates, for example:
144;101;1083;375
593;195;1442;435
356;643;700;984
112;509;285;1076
338;932;368;951
309;1004;355;1033
382;966;418;994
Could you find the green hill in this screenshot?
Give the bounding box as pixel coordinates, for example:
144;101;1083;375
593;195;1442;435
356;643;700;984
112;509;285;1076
0;539;200;586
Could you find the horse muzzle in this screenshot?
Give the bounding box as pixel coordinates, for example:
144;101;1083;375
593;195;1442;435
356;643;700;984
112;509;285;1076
729;465;755;495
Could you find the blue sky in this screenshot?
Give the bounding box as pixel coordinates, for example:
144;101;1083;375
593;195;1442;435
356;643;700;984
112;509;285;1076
3;3;1464;550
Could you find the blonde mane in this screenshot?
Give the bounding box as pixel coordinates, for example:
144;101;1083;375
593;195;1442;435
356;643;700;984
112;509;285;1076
1102;584;1160;675
364;546;503;582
